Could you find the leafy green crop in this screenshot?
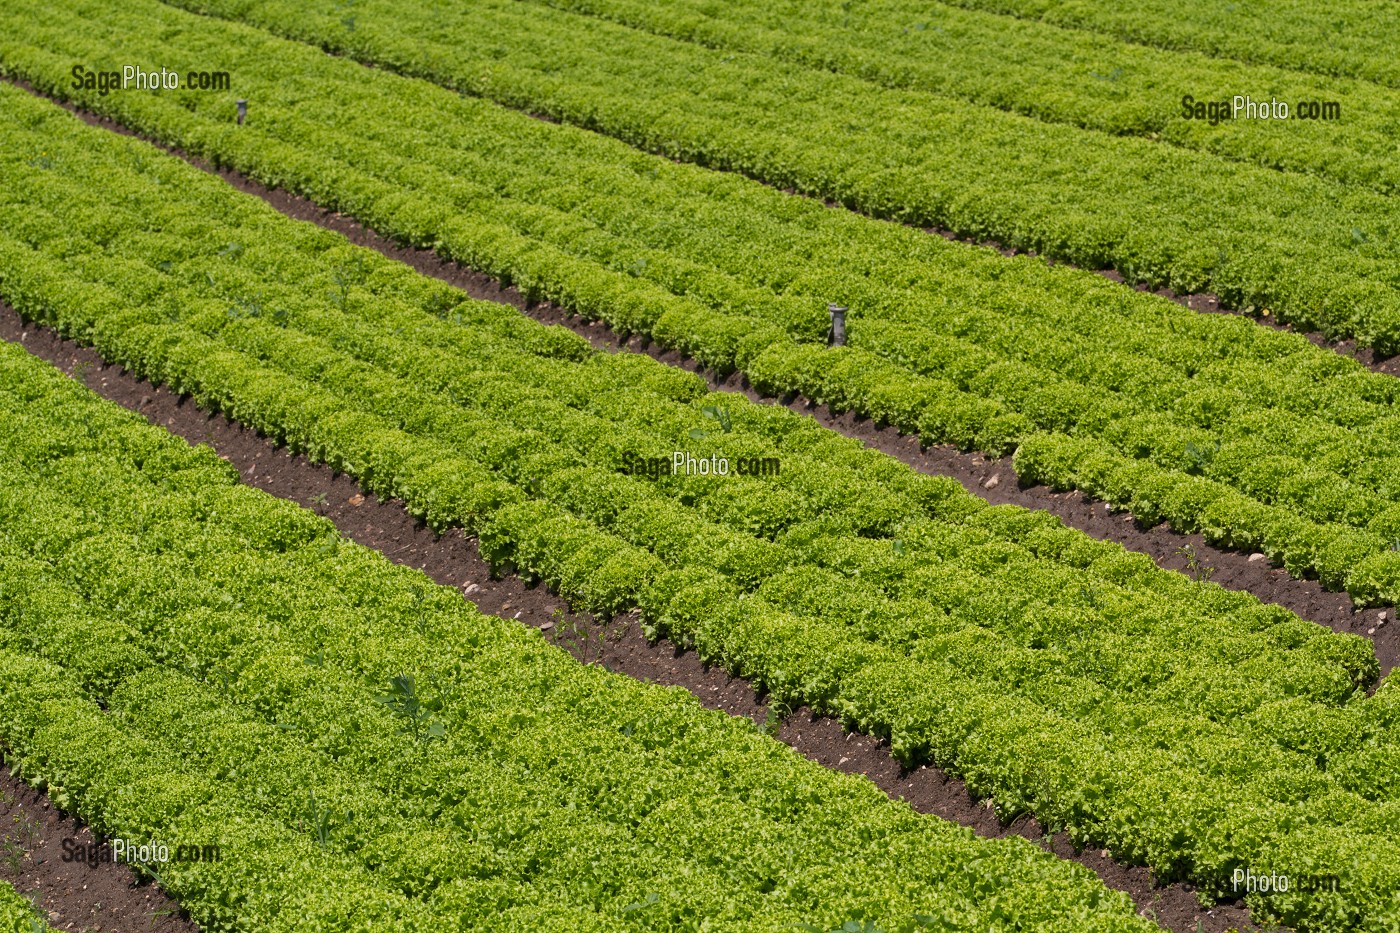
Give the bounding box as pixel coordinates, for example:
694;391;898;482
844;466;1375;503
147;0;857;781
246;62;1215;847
0;882;51;933
936;0;1400;88
3;0;1399;605
0;341;1155;932
144;0;1400;348
512;0;1400;194
0;79;1398;930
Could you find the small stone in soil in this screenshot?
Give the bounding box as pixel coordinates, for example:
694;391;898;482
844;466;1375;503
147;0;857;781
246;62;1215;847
1248;553;1266;562
348;494;365;506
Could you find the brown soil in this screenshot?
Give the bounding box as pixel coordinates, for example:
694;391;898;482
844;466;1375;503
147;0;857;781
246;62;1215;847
1089;266;1400;378
933;230;1398;377
644;336;1397;677
20;87;1389;675
0;768;196;933
9;81;1396;663
6;81;1385;932
9;72;1395;384
0;308;1263;932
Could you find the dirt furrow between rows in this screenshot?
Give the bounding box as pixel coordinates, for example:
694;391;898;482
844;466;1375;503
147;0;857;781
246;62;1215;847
25;83;1393;673
0;767;199;933
9;77;1395;665
1;311;1262;933
22;61;1389;378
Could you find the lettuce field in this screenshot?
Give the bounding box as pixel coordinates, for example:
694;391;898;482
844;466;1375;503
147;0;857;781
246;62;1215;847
0;2;1397;932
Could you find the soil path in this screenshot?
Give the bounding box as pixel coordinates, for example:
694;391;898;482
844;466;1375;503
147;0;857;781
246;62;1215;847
0;767;197;933
10;79;1395;933
9;77;1394;666
4;306;1264;933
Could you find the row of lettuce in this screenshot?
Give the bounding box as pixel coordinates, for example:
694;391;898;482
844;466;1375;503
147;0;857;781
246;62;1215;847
0;883;49;933
3;82;1400;931
140;0;1400;350
937;0;1400;88
4;5;1400;606
515;0;1400;194
0;340;1157;933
